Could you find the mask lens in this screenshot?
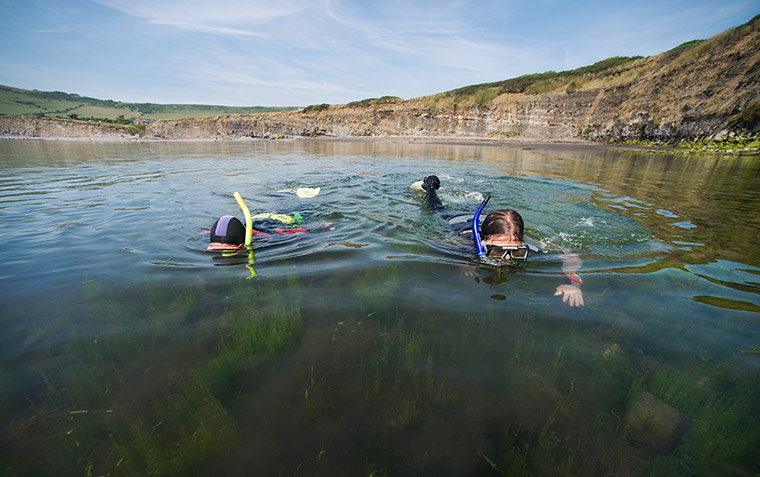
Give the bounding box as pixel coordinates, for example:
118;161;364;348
511;247;529;260
486;245;529;260
487;246;507;258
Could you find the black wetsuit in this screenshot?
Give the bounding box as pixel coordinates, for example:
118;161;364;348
423;175;473;235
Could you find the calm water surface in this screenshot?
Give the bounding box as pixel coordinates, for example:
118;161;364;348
1;139;758;475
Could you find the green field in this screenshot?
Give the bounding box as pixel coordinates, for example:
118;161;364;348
0;85;298;120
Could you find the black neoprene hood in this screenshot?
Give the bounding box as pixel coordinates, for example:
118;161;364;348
210;215;245;244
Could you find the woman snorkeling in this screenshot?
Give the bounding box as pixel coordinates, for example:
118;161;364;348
417;175;584;307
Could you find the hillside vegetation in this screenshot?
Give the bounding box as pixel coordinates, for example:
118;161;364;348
427;56;645;107
0;85;297;120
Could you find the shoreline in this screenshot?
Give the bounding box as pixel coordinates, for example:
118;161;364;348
0;133;671;153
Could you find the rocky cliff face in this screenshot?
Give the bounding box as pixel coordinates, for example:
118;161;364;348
145;92;600;140
0;115;131;138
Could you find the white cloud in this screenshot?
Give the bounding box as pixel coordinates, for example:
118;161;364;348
321;0;544;82
32;28;75;34
92;0;308;35
147;20;267;37
168;44;373;105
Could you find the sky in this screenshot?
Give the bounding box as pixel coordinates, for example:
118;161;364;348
1;0;758;107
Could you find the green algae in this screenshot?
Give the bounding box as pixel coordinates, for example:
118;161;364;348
1;274;305;476
4;276;760;475
644;360;760;474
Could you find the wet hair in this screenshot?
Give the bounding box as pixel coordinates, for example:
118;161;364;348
210;215;245;245
481;209;524;242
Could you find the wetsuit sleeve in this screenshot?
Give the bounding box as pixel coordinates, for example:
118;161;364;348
446;214;474;235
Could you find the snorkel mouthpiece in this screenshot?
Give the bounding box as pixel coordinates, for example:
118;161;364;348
473;194;491;258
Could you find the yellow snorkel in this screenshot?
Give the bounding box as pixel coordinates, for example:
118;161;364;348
233;191;257;278
233;192;252;247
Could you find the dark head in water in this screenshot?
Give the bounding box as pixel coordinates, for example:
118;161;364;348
209;215;245;250
422;175;445;211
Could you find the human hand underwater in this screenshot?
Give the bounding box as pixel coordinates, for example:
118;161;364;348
555;284;584;307
461;266;479;277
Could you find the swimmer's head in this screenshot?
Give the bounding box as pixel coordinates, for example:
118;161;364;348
210;215;245;245
482;209;524;244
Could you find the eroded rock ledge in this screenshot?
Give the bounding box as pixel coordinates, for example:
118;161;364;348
0;115;131;139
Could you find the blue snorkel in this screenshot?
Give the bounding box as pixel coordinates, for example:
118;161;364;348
472;193;491;258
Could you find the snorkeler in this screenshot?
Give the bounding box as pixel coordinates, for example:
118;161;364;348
206;212;314;250
205;192;331;251
417;175;584;307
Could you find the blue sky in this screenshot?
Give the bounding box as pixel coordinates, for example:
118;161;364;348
1;0;757;106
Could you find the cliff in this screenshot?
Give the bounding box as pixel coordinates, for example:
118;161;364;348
3;15;759;143
147;15;760;142
0;115;132;139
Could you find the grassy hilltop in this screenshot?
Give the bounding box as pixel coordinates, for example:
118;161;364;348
0;85;297;121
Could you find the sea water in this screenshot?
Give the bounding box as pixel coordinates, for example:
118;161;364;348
1;139;758;475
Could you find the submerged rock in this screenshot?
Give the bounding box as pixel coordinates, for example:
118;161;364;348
623;390;690;454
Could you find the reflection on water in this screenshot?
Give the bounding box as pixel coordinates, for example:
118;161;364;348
0;139;758;475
